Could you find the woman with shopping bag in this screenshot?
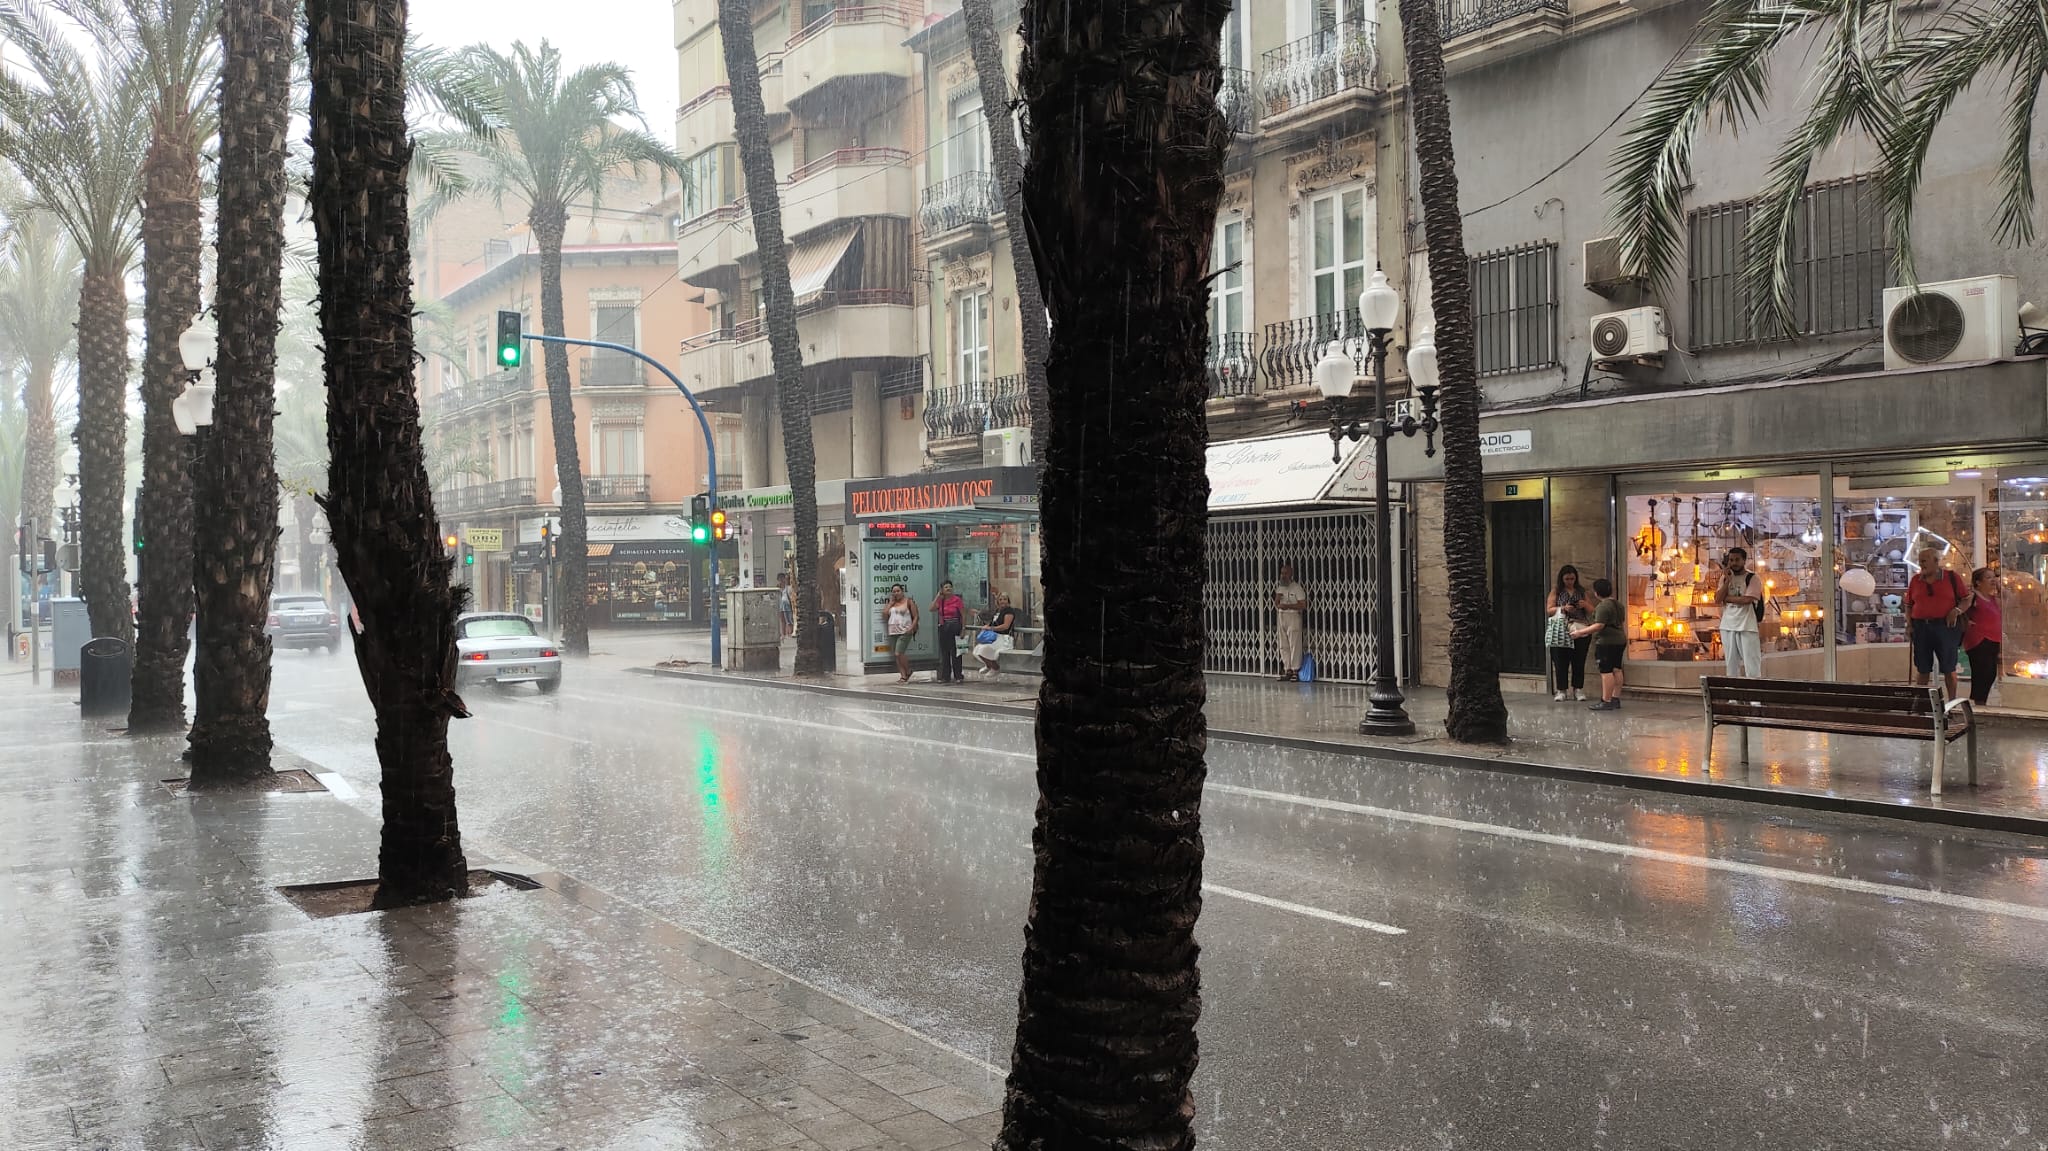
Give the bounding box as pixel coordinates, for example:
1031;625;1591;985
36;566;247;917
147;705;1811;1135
1546;565;1592;701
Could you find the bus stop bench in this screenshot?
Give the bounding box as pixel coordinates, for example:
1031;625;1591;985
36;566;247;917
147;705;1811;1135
1701;676;1976;796
999;629;1044;676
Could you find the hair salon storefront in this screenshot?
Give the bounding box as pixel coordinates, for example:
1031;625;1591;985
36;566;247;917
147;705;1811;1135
1389;357;2048;706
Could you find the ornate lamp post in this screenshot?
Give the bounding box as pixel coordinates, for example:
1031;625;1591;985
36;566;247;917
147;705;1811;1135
1314;269;1441;735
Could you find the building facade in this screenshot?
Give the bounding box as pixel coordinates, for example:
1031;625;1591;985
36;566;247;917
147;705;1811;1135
423;232;717;627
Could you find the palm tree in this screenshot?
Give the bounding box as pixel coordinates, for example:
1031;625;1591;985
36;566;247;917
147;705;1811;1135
0;382;25;537
0;2;149;642
995;2;1228;1146
307;0;470;906
186;0;294;783
49;0;225;733
716;0;822;675
1397;0;1508;744
0;206;82;536
960;0;1048;467
1607;0;2044;328
444;40;684;658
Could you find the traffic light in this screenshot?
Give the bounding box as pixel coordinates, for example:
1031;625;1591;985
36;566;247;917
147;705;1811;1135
689;493;710;545
16;526;28;575
709;507;728;542
463;546;475;567
444;532;459;549
495;310;523;369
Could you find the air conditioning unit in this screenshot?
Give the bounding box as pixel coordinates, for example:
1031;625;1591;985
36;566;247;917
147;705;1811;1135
983;427;1032;468
1883;274;2019;370
1590;306;1668;362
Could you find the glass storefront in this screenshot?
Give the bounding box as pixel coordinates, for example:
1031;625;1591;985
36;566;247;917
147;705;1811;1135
585;542;698;625
1618;460;2048;706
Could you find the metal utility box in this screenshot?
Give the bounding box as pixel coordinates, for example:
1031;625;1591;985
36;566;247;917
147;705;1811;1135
51;597;89;682
724;587;783;671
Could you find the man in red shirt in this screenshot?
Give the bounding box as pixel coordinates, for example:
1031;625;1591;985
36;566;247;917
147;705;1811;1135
1904;547;1974;700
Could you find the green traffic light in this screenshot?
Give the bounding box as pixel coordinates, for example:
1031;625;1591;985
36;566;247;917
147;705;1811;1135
464;553;475;566
691;525;709;543
499;345;519;365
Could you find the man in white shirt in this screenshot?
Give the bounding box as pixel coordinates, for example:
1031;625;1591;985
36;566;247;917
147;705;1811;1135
1719;547;1763;678
1274;563;1308;681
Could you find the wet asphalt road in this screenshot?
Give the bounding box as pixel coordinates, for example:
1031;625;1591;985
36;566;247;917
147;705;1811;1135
265;647;2048;1151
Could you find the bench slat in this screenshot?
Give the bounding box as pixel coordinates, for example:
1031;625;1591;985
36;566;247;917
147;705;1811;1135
1701;676;1938;704
1704;686;1937;714
1717;717;1947;741
1708;702;1953;729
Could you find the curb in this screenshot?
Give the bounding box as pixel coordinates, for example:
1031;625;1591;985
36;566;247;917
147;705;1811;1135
631;665;2048;840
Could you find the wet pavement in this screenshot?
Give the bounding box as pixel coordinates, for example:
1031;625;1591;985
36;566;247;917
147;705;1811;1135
622;628;2048;829
9;637;2048;1149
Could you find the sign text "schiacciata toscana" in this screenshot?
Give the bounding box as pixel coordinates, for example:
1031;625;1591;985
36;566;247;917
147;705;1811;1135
850;477;997;518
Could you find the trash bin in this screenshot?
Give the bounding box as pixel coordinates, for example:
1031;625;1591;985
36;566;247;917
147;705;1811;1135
79;636;132;718
814;610;837;674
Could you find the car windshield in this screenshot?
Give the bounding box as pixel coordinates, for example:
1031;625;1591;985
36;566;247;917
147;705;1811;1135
462;618;537;640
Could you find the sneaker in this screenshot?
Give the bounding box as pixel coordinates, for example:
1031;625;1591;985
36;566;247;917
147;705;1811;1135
1571;689;1586;701
1554;691;1568;702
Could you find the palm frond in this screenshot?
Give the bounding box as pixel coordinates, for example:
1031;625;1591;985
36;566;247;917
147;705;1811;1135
1606;0;1824;289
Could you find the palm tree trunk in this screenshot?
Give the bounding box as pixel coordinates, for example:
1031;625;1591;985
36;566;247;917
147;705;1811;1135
996;2;1228;1147
529;203;589;656
189;0;293;782
718;0;820;676
960;0;1048;467
76;266;132;643
1397;0;1508;744
307;0;469;907
22;356;55;532
129;132;203;733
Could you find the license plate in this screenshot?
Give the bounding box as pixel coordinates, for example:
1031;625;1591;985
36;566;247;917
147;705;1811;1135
505;666;533;677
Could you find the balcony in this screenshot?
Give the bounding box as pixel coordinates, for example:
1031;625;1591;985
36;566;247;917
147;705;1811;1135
781;147;914;240
1439;0;1568;71
476;477;536;511
1219;68;1257;137
730;289;916;387
677;203;754;289
782;4;916;113
579;352;645;389
919;172;999;254
1207;332;1263;399
584;474;651;504
678;331;736;399
674;84;732;155
1261;313;1364;393
1259;16;1380;138
426;366;531;420
924;374;1031;445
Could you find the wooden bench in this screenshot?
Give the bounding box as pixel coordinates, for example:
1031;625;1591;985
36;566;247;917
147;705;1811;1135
1700;676;1977;796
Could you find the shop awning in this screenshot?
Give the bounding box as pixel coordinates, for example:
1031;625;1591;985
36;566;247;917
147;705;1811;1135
1207;431;1377;511
787;227;858;302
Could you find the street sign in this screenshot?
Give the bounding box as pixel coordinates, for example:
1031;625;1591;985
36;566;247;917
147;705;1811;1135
465;529;504;552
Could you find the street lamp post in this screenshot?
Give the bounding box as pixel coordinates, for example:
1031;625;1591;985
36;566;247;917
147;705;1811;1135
1316;269;1442;736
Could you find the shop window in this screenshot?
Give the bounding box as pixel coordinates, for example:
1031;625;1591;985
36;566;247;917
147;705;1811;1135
1686;176;1888;350
1623;487;1828;672
1470;242;1556;376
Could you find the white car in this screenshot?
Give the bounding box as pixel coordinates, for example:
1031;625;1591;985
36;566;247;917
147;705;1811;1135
454;613;561;694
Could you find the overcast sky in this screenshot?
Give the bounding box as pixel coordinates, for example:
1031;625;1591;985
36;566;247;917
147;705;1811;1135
408;2;682;136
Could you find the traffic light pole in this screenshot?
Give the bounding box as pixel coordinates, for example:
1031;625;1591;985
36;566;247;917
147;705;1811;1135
522;333;723;668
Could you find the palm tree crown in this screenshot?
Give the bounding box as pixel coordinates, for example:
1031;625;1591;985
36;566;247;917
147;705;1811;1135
1607;0;2046;332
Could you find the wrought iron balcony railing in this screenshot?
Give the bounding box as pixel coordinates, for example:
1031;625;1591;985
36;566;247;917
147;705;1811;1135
580;353;645;388
1439;0;1568;40
1261;313;1363;393
475;477;536;511
1207;331;1261;398
923;374;1031;442
1259;15;1380;121
1219;68;1257;136
583;473;651;503
920;172;1000;235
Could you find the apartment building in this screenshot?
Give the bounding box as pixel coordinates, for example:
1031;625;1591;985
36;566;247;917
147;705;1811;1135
421;198;718;627
1380;0;2048;702
672;0;930;634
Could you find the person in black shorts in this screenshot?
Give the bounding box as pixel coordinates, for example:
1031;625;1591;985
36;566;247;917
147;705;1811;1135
1573;577;1627;711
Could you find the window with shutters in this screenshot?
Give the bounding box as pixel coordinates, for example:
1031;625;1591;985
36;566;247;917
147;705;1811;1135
1468;242;1556;376
1687;176;1889;350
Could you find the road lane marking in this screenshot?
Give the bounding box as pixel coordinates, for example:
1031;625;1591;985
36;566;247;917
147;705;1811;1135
1204;883;1405;935
834;708;901;733
1207;782;2048;925
448;684;2048;925
312;772;357;799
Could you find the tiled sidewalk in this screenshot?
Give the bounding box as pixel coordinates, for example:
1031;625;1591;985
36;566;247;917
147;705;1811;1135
0;683;1002;1151
608;628;2048;833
